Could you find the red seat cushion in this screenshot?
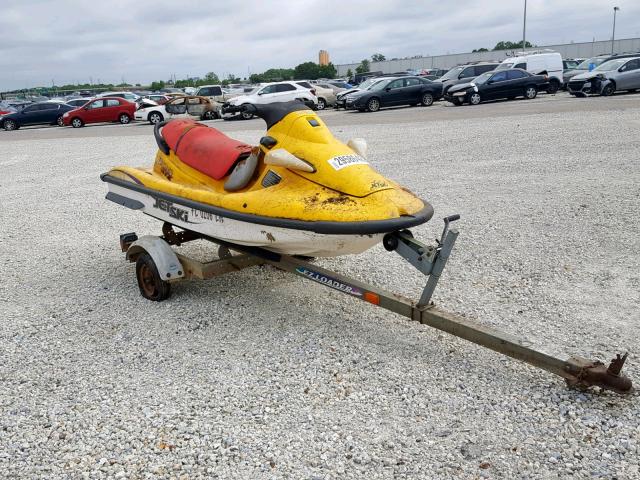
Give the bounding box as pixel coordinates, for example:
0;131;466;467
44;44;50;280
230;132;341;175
162;119;252;180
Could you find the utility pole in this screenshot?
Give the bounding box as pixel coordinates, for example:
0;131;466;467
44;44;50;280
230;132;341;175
522;0;527;52
612;6;620;54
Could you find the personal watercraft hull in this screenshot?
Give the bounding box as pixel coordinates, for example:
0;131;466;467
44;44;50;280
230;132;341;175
103;173;434;257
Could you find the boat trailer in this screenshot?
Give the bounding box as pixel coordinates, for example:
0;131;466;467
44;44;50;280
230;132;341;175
118;217;632;394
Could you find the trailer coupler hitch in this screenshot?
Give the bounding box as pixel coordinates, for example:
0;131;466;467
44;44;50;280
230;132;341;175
565;353;632;393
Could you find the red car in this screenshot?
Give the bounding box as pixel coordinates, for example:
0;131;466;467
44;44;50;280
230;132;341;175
62;97;136;127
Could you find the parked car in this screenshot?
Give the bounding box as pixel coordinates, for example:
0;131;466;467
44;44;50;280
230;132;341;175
62;97;136;127
66;98;92;108
1;101;74;130
223;82;317;120
315;82;345;95
562;53;640;88
194;84;239;103
434;63;500;95
419;68;449;80
496;51;563;93
328;80;352;89
97;91;140;103
345;76;443;112
140;94;171;104
311;85;336;109
335;77;386;109
563;59;581;70
445;69;546;106
135;95;222;124
567;57;640;97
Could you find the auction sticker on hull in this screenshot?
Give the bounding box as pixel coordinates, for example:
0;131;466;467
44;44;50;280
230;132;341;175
296;267;363;297
328;154;368;171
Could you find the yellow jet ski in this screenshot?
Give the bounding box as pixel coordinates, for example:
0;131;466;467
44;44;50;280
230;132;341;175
101;102;433;257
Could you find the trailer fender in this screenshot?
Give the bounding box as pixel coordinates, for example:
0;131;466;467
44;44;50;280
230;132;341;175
126;236;184;281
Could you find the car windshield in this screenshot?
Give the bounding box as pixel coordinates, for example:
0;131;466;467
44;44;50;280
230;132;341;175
576;57;607;70
496;62;514;70
357;78;379;89
439;66;464;80
472;72;493;84
595;59;628;71
368;79;391;91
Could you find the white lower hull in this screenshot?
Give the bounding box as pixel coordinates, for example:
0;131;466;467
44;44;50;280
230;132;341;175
107;183;382;257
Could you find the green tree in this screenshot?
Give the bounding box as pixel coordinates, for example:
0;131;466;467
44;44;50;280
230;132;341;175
318;63;337;79
150;80;165;91
204;71;220;83
355;59;370;74
294;62;321;79
346;68;353;79
493;40;535;51
371;53;386;62
472;48;489;52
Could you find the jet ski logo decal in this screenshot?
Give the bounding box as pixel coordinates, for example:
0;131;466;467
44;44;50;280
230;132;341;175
296;267;363;297
153;198;190;223
328;154;368;171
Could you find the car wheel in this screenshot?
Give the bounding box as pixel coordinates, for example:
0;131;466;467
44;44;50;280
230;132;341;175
3;119;18;131
469;93;482;105
240;104;254;120
450;98;463;106
71;118;84;128
524;86;538;99
202;110;216;120
601;83;615;96
421;92;434;106
546;79;560;94
366;98;380;112
148;111;164;124
119;113;131;124
316;98;326;110
56;116;64;126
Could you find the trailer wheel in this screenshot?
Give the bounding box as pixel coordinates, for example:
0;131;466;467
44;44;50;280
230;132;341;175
383;234;399;251
135;252;171;301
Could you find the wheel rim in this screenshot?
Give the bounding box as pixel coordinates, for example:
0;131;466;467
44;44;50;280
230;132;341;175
5;120;16;130
317;99;325;110
139;263;157;297
72;119;82;127
422;94;433;106
526;88;536;98
150;113;161;123
241;112;252;120
120;115;129;124
57;116;64;126
368;99;379;111
470;94;481;105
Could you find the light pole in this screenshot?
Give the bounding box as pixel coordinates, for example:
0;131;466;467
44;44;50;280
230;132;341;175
612;6;620;54
522;0;527;52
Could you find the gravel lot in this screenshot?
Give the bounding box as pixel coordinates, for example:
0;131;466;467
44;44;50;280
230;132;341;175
1;99;639;479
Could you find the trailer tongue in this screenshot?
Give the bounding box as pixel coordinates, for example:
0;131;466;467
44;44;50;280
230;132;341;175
119;217;632;395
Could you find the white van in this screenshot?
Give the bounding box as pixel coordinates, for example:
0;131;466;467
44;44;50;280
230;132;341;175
496;51;563;93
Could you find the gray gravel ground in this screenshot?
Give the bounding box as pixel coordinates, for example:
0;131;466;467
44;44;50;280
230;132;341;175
1;102;639;479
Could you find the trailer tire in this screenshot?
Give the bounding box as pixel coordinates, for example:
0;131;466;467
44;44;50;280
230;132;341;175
136;252;171;301
383;234;399;251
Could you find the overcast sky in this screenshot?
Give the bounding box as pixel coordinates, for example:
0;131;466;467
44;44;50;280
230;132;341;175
1;0;639;90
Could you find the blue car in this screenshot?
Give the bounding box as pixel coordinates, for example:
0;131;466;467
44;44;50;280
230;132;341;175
1;101;74;131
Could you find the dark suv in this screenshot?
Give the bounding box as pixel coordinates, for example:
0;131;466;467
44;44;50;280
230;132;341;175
434;62;500;94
